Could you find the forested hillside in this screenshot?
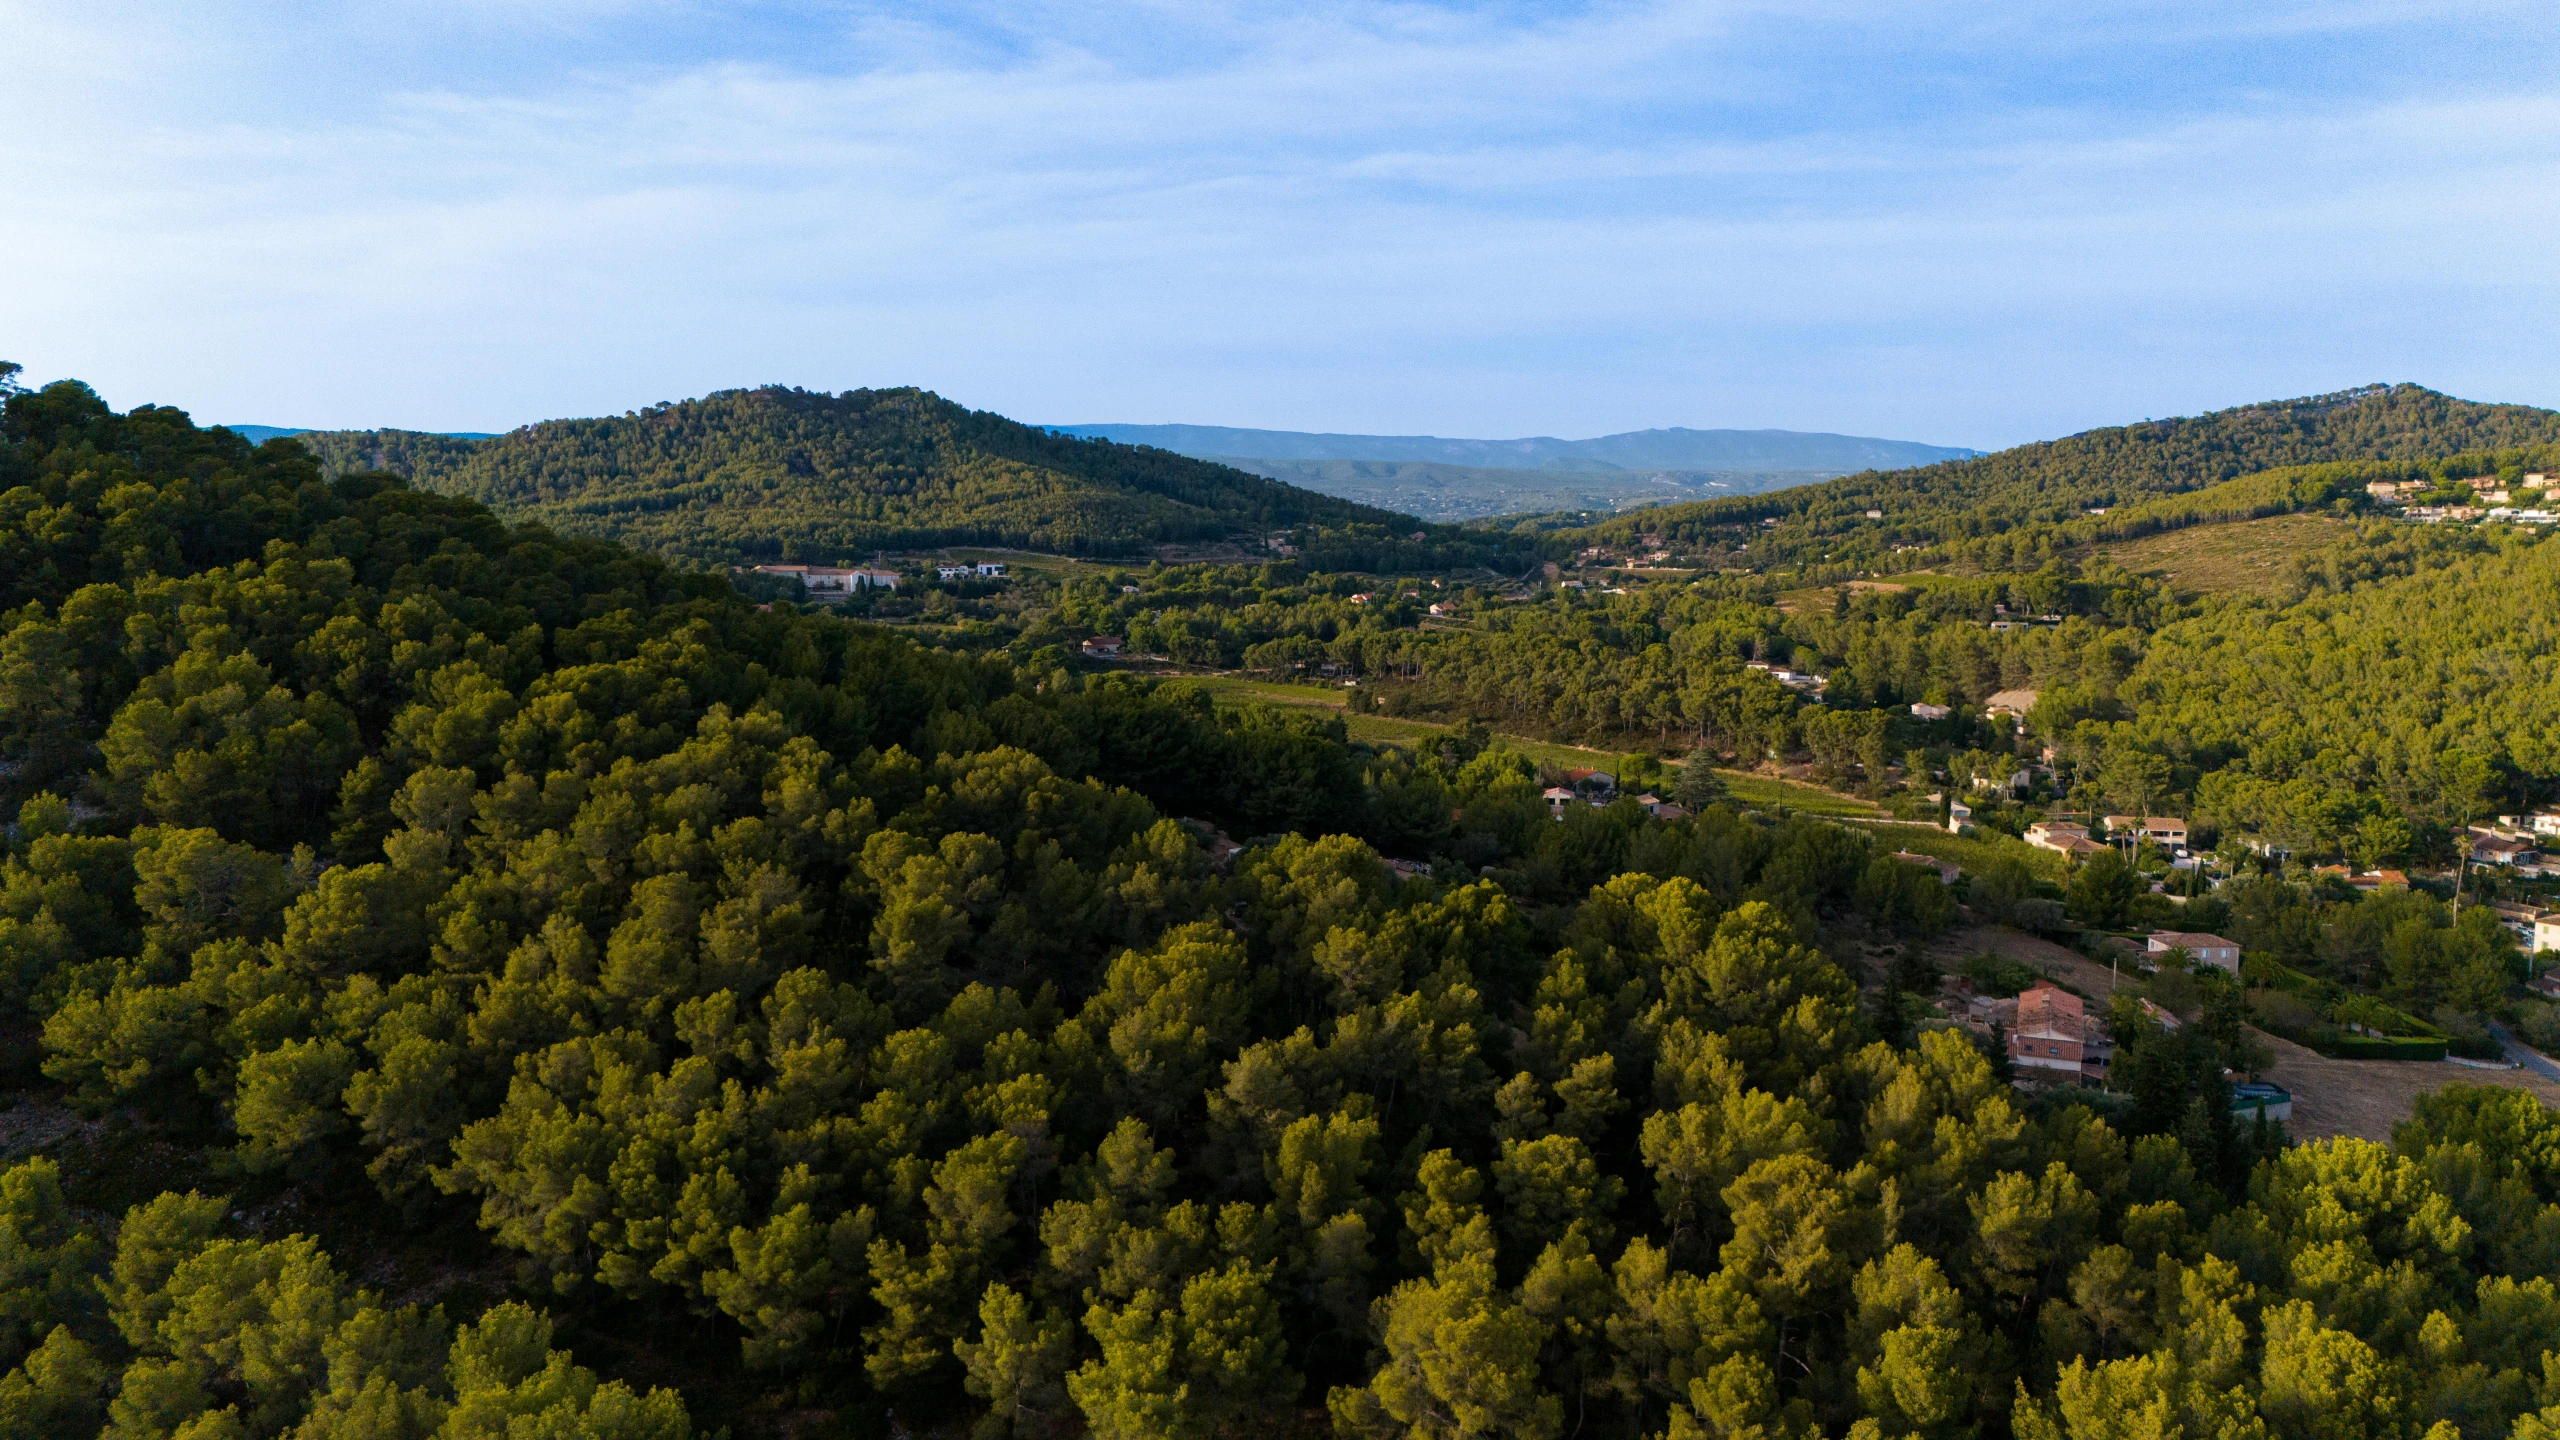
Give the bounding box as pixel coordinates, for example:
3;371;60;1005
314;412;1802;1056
292;386;1443;563
13;376;2560;1438
1566;384;2560;572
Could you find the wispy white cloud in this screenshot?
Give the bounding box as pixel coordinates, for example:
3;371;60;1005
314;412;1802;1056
2;0;2556;442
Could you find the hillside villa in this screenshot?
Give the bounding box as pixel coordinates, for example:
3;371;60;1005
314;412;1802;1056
1079;635;1124;658
2469;828;2540;866
2481;900;2544;947
2103;815;2189;847
2148;931;2242;974
2025;819;2107;857
2535;915;2560;956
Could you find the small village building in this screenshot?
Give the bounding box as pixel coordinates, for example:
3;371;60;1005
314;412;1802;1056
2008;983;2100;1084
1565;769;1617;800
2471;830;2538;867
2533;914;2560;956
1890;851;1961;884
2486;901;2544;947
2148;931;2242;974
2026;820;2090;853
752;564;897;595
1984;688;2039;718
1542;786;1576;817
1911;702;1952;720
1080;635;1124;658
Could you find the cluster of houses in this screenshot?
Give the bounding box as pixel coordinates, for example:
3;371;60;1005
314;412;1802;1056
1940;928;2284;1117
2368;475;2558;526
1540;769;1689;821
751;558;1011;594
2019;815;2189;860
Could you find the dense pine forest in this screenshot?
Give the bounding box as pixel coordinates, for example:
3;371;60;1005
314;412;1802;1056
12;372;2560;1440
290;387;1514;568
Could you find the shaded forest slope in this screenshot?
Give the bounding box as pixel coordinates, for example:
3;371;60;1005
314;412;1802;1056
294;386;1420;563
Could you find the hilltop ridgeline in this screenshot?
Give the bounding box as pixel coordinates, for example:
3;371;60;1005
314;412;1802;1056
291;385;1432;563
1566;383;2560;564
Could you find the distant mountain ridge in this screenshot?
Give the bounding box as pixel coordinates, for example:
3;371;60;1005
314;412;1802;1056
224;424;503;444
1050;421;1979;472
1211;456;1831;522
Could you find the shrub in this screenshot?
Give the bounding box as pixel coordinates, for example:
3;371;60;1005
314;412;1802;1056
1961;952;2040;997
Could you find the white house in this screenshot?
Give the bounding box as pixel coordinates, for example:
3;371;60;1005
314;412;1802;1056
753;564;896;595
2534;914;2560;956
1911;702;1952;720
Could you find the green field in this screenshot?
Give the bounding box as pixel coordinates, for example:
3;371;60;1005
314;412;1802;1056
1170;676;1658;775
1710;770;1884;816
1837;818;2068;882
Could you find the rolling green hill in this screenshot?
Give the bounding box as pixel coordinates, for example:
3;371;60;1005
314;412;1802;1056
292;386;1428;563
1569;383;2560;569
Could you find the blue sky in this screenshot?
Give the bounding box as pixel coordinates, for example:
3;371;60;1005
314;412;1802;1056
5;1;2557;448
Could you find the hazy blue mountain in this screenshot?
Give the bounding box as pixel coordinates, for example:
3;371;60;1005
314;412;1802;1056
221;424;500;443
1050;422;1978;471
1210;456;1831;521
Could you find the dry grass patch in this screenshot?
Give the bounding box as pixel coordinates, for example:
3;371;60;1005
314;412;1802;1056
2088;513;2352;599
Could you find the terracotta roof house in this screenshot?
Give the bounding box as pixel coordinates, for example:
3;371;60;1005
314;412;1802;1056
2008;983;2106;1084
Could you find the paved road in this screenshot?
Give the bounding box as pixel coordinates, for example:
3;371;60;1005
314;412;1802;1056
2491;1022;2560;1082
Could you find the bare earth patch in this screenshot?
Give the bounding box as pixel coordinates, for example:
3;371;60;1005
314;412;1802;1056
0;1096;96;1161
2258;1034;2560;1143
